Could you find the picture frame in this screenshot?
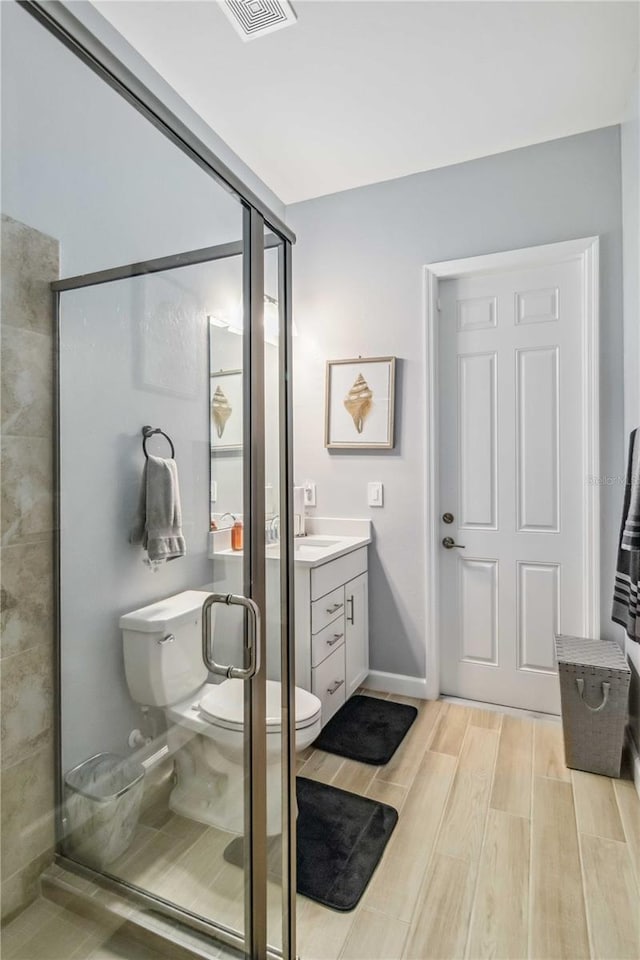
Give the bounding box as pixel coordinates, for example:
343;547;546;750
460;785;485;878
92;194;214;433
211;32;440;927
325;356;396;449
210;369;243;452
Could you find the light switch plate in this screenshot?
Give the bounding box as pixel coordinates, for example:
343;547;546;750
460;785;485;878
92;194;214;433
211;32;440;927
368;481;383;507
210;480;218;503
303;481;316;507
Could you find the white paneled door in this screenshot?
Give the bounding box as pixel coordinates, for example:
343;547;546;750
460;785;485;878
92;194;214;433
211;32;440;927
438;254;594;714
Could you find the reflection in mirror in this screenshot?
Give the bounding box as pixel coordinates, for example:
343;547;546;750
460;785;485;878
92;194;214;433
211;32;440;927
209;244;281;534
206;242;284;717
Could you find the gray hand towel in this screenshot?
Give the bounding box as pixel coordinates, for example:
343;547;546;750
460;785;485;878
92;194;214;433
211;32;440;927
129;455;186;565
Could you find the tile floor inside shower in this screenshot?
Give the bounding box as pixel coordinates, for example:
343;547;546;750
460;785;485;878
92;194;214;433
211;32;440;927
2;691;640;959
1;897;164;960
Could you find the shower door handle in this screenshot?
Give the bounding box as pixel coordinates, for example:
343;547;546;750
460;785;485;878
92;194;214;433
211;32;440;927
201;593;261;681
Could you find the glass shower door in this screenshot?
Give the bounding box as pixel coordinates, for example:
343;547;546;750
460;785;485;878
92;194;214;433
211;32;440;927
56;213;295;958
6;2;297;954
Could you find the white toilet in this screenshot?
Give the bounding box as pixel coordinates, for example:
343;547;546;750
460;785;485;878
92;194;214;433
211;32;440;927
120;590;322;834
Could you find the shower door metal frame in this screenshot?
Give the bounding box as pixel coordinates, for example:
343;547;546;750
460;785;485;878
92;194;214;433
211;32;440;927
25;0;298;955
51;225;295;960
242;205;268;957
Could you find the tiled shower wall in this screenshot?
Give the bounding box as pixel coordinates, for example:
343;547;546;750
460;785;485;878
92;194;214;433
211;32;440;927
1;214;59;922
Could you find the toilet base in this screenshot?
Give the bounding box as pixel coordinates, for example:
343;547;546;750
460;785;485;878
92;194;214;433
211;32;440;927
169;780;243;834
168;734;289;835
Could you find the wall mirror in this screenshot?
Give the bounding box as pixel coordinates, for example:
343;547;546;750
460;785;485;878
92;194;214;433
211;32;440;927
209;244;281;533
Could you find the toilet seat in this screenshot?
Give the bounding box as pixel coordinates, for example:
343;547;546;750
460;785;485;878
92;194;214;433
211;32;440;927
198;679;321;733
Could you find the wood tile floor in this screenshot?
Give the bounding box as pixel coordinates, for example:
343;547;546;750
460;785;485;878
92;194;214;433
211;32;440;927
295;692;640;960
3;693;639;959
0;895;168;960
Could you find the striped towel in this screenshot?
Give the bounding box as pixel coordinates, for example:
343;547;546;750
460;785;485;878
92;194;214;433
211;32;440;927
612;428;640;641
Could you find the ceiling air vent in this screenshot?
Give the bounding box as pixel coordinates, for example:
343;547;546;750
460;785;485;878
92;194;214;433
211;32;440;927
220;0;297;41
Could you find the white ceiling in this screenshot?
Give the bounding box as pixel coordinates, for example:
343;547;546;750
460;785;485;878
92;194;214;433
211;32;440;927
94;1;639;205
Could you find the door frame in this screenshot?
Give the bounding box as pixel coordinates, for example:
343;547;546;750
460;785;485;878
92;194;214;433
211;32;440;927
422;237;600;701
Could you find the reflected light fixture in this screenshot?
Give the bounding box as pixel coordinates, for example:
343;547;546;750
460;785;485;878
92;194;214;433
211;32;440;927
208;314;229;328
209;297;296;341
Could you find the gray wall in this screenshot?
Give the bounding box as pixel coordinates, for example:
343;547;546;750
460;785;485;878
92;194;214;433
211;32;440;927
58;263;230;771
0;2;268;276
1;2;246;769
288;126;625;682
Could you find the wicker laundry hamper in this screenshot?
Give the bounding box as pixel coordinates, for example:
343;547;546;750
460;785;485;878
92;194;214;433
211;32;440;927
555;635;631;778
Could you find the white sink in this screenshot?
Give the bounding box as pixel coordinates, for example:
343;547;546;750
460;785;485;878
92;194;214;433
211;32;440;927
264;537;343;558
296;538;341;548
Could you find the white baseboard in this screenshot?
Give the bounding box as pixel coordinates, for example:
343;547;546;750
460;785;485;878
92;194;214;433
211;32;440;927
365;670;430;700
440;694;560;722
628;730;640;800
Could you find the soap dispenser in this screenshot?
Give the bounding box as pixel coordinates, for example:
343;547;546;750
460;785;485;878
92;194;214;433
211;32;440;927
231;518;243;551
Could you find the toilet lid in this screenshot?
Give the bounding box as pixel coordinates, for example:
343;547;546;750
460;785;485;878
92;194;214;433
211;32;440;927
199;679;320;732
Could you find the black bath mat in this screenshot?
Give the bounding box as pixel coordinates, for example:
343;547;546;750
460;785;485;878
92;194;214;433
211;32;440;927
223;777;398;911
313;694;418;765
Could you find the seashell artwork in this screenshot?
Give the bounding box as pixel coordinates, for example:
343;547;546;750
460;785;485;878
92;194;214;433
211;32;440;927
326;357;395;449
211;385;233;438
344;373;373;434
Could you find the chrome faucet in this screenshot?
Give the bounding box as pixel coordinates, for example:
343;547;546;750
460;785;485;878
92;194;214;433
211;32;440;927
266;516;279;543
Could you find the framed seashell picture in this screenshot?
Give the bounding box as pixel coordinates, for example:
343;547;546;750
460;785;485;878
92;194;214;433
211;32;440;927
325;356;396;449
210;369;243;451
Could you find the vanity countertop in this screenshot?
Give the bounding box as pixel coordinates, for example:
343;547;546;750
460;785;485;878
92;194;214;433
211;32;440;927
211;533;370;568
209;519;371;569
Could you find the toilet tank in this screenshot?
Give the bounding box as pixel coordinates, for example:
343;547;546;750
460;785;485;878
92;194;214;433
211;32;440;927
119;590;212;707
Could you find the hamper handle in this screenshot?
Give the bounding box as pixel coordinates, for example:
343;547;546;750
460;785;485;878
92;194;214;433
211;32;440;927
575;678;610;712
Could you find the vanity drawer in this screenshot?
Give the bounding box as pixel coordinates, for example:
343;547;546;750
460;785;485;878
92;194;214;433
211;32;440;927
311;547;368;601
311;617;345;669
311;586;345;635
312;645;346;725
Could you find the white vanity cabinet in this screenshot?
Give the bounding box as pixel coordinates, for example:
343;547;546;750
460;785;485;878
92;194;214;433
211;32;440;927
295;546;369;725
209;522;371;727
345;572;368;699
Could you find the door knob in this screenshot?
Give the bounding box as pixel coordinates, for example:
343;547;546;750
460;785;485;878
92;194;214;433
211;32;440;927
442;537;466;550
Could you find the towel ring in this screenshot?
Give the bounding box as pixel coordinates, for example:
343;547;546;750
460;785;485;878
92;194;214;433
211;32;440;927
141;425;175;460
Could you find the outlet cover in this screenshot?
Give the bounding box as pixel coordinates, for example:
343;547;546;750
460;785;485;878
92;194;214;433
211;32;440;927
303;482;316;507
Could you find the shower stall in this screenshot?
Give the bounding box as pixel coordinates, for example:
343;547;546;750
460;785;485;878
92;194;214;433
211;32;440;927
3;2;298;957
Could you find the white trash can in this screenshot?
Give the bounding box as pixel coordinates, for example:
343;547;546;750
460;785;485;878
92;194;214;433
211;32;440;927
64;753;145;869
